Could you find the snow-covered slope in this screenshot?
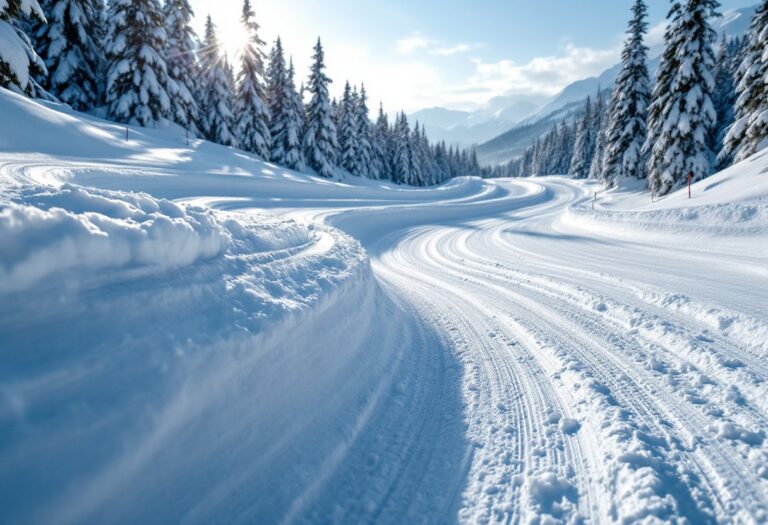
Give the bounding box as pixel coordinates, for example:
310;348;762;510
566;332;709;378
2;89;768;524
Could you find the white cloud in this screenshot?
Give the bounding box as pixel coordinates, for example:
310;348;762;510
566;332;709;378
431;43;481;56
396;33;434;55
465;43;620;100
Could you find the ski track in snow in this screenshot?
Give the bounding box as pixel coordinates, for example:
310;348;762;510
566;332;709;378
2;91;768;523
289;177;768;524
3;166;768;524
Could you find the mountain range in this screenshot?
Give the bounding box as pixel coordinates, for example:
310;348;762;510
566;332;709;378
409;4;757;166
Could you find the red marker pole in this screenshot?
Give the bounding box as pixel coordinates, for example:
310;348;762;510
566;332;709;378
688;172;693;199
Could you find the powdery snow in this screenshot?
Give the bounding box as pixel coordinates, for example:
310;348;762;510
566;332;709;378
1;88;768;524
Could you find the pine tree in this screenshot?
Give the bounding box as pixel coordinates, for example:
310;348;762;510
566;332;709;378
372;103;390;180
267;39;303;169
1;0;46;94
199;16;236;146
569;97;595;178
355;84;374;178
33;0;101;110
283;59;306;170
720;1;768;165
603;0;651;186
234;0;270;158
267;37;288;161
302;38;338;177
338;81;358;173
647;0;719;196
164;0;199;131
104;0;176;126
392;112;411;184
409;122;424;185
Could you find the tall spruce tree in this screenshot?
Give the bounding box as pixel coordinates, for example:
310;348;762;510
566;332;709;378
647;0;720;196
235;0;270;158
569;97;595;178
302;38;338;177
283;59;306;170
1;0;46;94
602;0;651;186
266;43;305;170
355;84;374;178
199;16;236;146
338;81;358;173
409;122;424;185
33;0;102;110
266;37;288;161
372;103;390;180
720;1;768;164
163;0;199;131
392;112;411;184
104;0;176;126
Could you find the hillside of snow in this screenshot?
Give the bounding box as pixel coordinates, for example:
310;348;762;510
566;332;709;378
2;89;768;524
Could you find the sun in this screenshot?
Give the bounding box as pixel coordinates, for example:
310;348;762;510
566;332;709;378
218;12;250;62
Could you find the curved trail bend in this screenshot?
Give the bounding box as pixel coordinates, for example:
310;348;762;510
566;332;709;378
291;176;768;524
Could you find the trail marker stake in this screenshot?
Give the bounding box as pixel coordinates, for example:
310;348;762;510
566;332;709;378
688;172;693;199
125;125;129;142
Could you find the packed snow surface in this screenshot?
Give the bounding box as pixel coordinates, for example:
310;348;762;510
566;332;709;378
1;89;768;524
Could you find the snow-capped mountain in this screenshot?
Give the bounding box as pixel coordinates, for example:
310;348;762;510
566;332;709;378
406;4;757;164
409;94;548;147
475;4;757;165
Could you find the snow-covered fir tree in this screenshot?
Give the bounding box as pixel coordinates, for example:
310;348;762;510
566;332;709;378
235;0;270;158
283;59;306;170
302;38;338;177
602;0;651;186
569;97;595;178
1;0;46;94
355;84;374;178
199;16;236;146
409;122;424;184
338;81;358;173
33;0;102;110
589;112;608;180
720;1;768;165
104;0;176;126
372;103;390;180
392;112;411;184
163;0;199;131
646;0;719;196
267;39;304;169
266;37;287;159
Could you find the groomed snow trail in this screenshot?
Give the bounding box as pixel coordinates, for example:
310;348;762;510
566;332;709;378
314;176;768;524
3;91;768;524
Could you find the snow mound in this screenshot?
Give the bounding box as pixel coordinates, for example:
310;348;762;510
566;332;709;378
1;184;230;292
563;149;768;239
0;183;379;524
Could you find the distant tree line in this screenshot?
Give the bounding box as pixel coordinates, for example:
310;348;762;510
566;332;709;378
491;0;768;197
0;0;486;186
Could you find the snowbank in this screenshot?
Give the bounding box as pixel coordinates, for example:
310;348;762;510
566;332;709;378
563;149;768;241
1;184;230;292
0;183;391;524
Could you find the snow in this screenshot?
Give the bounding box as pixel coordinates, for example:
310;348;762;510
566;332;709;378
0;20;32;89
2;88;768;523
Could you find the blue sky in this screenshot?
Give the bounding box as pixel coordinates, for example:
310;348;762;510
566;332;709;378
190;0;756;113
